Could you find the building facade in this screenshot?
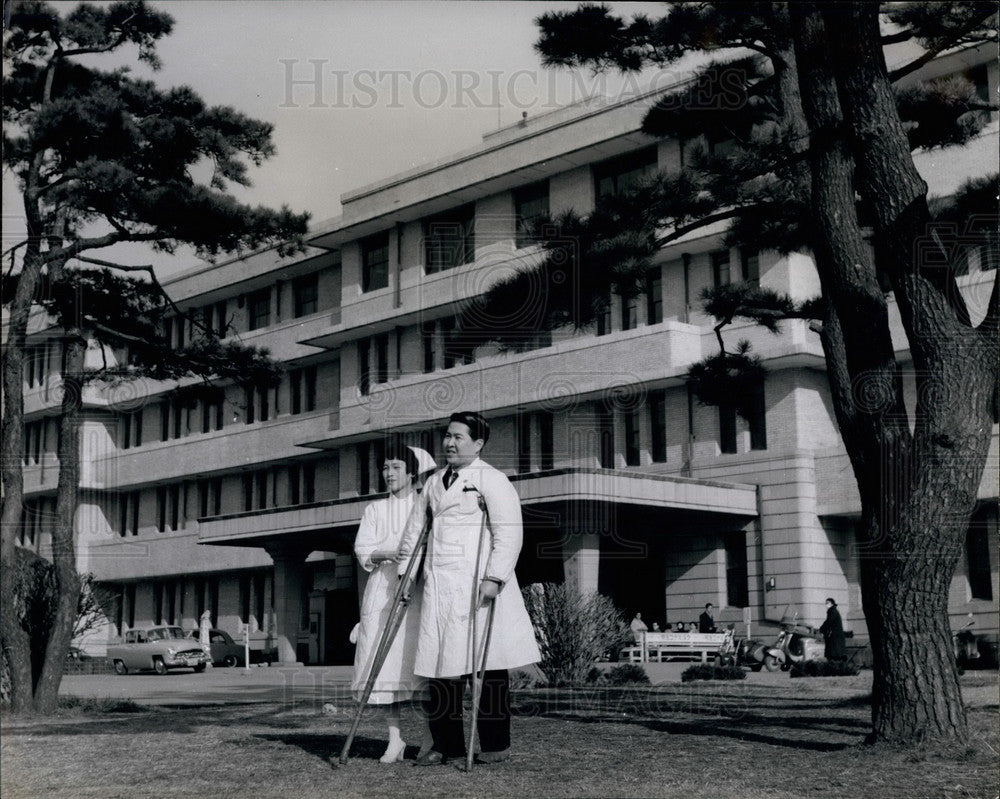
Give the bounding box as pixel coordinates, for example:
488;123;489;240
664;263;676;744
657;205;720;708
19;43;998;665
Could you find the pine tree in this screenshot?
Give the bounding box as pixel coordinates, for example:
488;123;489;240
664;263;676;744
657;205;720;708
2;1;308;713
463;2;997;744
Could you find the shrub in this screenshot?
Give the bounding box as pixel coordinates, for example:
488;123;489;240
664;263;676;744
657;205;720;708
522;583;630;686
681;663;748;682
509;669;538;690
790;659;860;678
605;663;651;685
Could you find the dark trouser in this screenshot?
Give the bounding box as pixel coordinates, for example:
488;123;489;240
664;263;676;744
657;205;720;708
426;670;510;758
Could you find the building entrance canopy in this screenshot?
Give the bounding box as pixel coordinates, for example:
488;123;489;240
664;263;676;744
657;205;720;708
196;468;758;553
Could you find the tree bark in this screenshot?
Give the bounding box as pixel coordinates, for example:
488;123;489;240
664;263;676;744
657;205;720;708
814;1;998;744
1;244;46;714
31;333;84;713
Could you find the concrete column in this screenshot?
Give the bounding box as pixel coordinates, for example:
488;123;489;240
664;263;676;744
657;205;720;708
563;531;600;596
266;546;310;664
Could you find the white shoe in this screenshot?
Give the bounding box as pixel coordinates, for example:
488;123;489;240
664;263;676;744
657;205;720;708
380;739;406;763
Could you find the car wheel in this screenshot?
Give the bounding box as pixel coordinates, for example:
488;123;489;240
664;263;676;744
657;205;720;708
222;655;238;668
113;660;128;676
153;657;168;675
763;654;781;672
193;663;207;673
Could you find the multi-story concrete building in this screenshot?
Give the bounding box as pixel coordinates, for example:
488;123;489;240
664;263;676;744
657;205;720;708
19;42;998;665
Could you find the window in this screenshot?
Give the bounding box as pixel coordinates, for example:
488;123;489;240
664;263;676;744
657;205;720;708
361;233;390;292
725;532;750;607
122;409;143;449
239;574;251;626
517;412;531;474
373;333;389;385
290;366;318;414
596;296;612;337
160;400;170;442
23;421;43;465
624;411;640;466
302;462;316;503
538;411;554;470
242;473;254;512
649;390;667;463
289;465;301;505
25;344;47;388
248;287;271;331
358;339;370;396
646;268;663;324
598;408;614;468
424;204;475;273
255;469;268;510
514;181;549;249
155;485;180;532
358;442;371;495
119;491;140;537
201;392;223;434
373;438;386;493
421;320;436;373
253;572;266;631
719;405;737;454
740;248;760;287
156;487;166;532
749;381;767;451
620;295;638;331
214;300;228;337
293;273;319;316
593;146;657;199
966;506;993;601
712;249;731;287
198;477;223;518
172;398;186;440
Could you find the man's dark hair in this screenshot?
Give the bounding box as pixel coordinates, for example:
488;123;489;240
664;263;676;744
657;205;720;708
705;603;713;610
449;411;490;445
384;442;420;477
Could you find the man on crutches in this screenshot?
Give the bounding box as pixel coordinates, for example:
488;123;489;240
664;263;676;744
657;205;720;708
396;411;540;769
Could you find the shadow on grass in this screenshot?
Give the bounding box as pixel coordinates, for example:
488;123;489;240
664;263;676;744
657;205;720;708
254;732;416;767
511;689;867;751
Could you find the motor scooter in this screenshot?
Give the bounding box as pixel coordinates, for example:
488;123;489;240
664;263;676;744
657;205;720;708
953;618;979;675
718;630;782;672
767;613;825;671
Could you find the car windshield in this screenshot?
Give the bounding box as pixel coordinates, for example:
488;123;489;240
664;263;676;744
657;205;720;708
165;627;188;639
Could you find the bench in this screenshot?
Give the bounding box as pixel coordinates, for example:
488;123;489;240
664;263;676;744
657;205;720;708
621;631;729;664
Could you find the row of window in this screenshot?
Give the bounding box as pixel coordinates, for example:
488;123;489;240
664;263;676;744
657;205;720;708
161;272;322;348
109;573;272;635
116;465;320;537
357;146;658;292
119;366;327;451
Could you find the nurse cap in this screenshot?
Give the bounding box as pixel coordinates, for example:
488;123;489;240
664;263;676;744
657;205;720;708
407;446;437;475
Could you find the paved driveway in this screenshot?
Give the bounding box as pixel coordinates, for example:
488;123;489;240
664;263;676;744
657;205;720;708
61;665;356;707
60;661;803;707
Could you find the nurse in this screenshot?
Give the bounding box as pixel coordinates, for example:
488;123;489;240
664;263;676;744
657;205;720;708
351;443;436;762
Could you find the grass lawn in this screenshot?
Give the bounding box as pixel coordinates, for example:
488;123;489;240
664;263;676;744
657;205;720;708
2;672;996;799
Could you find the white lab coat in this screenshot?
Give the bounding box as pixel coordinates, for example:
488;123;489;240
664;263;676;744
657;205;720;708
351;492;426;702
398;458;540;679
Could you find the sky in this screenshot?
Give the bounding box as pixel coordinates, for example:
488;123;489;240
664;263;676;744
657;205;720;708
4;0;671;279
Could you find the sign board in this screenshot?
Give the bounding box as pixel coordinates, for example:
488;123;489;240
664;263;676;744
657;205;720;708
742;606;752;625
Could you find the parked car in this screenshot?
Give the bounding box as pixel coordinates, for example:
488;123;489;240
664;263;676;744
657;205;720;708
187;628;245;667
108;626;210;675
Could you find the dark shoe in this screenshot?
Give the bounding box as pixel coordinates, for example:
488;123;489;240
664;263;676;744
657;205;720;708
474;749;510;765
414;750;447;767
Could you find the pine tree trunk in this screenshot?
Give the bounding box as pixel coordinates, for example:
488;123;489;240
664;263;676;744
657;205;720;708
0;246;45;714
815;1;997;744
31;334;84;713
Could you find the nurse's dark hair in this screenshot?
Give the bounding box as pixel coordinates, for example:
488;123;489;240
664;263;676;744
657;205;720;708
449;411;490;444
383;443;420;477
